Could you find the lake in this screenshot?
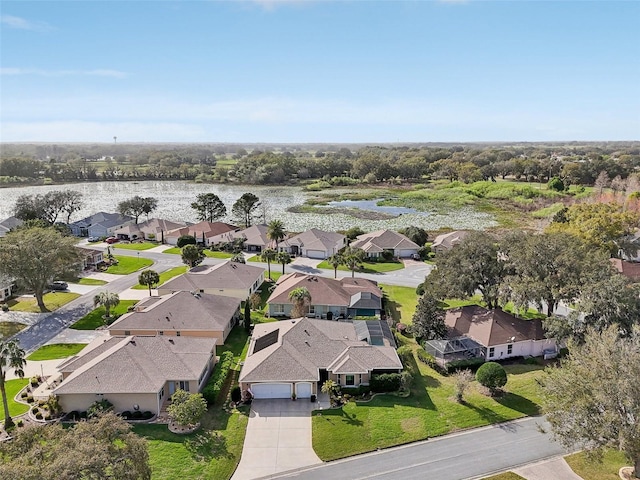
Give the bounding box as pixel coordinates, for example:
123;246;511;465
0;181;497;232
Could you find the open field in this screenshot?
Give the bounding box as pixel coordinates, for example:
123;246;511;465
27;343;87;361
7;292;80;313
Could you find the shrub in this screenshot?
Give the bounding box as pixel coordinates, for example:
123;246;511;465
202;351;234;405
142;411;154;420
396;323;408;334
476;361;507;395
31;407;39;414
548;176;565;192
524;356;540;365
167;390;206;426
132;411;143;419
44;414;51;421
79;411;87;419
415;283;425;296
26;396;34;403
87;399;114;418
396;346;413;365
445;357;485;374
231;386;242;403
400;371;414;390
121;411;132;420
177;235;197;248
369;373;402;393
416;349;437;367
1;304;8;312
16;420;23;427
35;413;43;420
380;250;394;262
21;391;28;398
452;369;474;403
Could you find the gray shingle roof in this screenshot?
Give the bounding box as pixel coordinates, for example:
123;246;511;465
350;229;419;253
54;335;216;395
160;261;264;291
108;291;240;333
239;318;402;383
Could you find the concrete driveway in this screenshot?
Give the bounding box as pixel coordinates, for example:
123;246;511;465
232;396;328;480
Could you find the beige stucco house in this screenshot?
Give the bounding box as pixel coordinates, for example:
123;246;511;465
54;335;216;416
108;290;241;344
239;317;402;399
158;261;265;300
350;229;420;258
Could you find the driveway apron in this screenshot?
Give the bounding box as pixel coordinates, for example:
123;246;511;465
232;398;324;480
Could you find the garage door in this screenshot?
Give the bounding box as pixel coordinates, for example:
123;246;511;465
251;383;292;399
306;250;326;259
296;382;312;398
399;249;417;258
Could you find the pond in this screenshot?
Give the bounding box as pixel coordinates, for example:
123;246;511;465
0;181;497;232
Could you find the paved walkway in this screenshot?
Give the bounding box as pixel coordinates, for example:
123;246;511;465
232;395;330;480
145;244;173;253
513;457;583;480
84;272;123;282
119;288;157;300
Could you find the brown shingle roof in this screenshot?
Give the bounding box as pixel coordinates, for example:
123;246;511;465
445;306;546;347
610;258;640;281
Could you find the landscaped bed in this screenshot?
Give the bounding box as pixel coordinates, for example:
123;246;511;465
70;300;138;330
105;255;153;275
27;343;88;361
132;266;188;290
312;335;545;461
7;292;81;313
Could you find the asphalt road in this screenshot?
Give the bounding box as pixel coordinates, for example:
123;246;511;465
271;417;569;480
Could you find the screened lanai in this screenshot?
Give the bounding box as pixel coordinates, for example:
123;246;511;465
423;336;485;365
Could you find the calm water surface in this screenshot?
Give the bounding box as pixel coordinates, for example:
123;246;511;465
0;181;497;231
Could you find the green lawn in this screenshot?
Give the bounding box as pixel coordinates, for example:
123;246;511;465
564;450;630;480
76;278;108;286
317;260;404;274
312;334;545;461
482;473;526;480
0;378;29;421
133;325;251;480
7;292;81;313
132;266;188;290
163;247;233;259
27;343;88;361
105;255;153;275
70;300;138;330
381;284;419;325
249;278;281;324
113;242;157;251
0;322;26;340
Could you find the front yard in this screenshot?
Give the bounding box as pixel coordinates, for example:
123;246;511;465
70;300;138;330
7;292;81;313
132;266;188;290
317;260;404;273
564;450;630;480
312;340;545;461
113;242;158;251
0;321;26;340
163;247;233;259
27;343;88;361
105;255;153;275
0;379;29;420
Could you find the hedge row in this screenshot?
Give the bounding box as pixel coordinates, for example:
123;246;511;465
370;373;402;392
202;351;234;405
416;348;486;375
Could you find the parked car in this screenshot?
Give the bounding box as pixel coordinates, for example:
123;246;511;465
48;281;68;291
105;237;119;244
87;236;100;242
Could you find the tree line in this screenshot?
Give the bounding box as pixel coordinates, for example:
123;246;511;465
2;142;639;187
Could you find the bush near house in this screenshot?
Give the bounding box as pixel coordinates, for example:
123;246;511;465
476;362;507;395
369;373;402;393
202;351;234;405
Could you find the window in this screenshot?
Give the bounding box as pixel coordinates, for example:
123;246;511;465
124;330;130;335
308;305;315;315
489;347;495;358
273;304;285;314
159;387;164;400
507;344;513;355
159;331;164;335
345;375;355;386
179;381;190;392
176;331;181;336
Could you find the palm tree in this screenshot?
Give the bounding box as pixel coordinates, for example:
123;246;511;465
0;339;26;428
288;287;311;318
341;246;366;278
321;379;338;406
267;220;286;252
276;251;291;274
93;291;120;321
260;248;277;280
138;269;160;297
327;253;343;278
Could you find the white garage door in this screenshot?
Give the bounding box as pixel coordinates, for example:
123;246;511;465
399;249;417;258
296;382;312;398
251;383;292;399
306;250;327;259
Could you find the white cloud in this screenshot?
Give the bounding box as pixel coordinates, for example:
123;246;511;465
1;68;127;78
1;14;52;31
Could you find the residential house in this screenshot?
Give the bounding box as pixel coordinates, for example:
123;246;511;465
114;218;187;243
218;224;271;253
239;317;402;399
164;221;239;247
76;247;104;270
108;290;241;344
431;231;470;254
0;275;16;302
350;229;419;259
610;258;640;282
69;212;135;238
158;261;265;300
278;228;346;259
267;272;383;319
53;335;216;416
0;216;23;238
424;306;557;365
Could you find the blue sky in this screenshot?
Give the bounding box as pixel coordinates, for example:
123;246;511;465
1;1;639;143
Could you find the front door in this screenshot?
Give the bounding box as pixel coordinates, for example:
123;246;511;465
169;382;176;396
